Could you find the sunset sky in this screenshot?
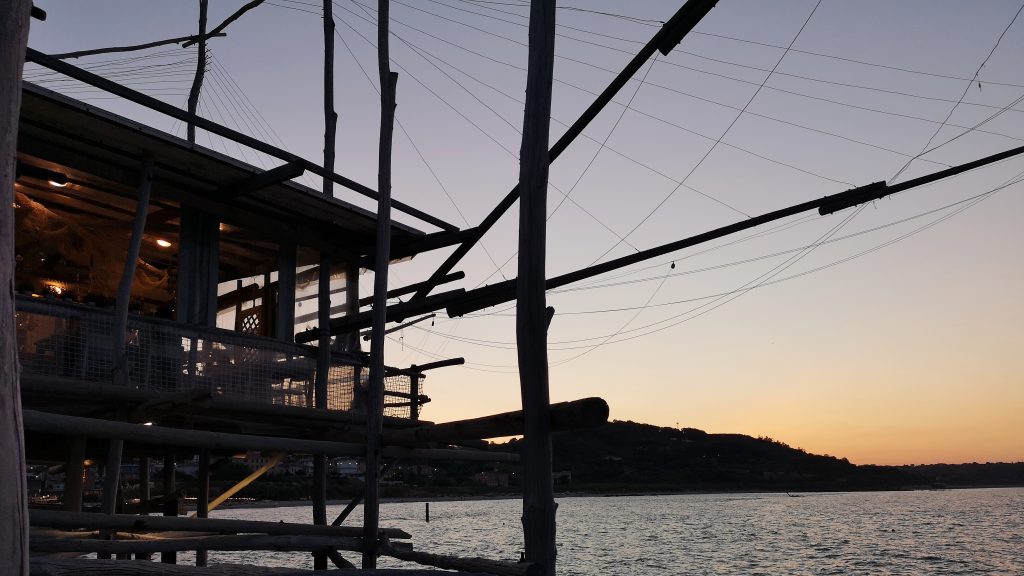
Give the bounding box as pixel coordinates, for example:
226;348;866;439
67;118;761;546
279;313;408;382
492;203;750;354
25;0;1024;465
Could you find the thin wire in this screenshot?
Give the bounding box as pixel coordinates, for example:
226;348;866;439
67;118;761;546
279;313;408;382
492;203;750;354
591;0;823;265
333;21;509;278
398;31;854;189
889;1;1024;183
690;30;1024;89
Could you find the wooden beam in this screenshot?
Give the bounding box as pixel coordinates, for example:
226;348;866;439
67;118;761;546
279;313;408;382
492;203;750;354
445;142;1024;318
294;288;465;343
213;161;305;200
384;356;463;378
383;397;608;445
20;380;428;429
196;453;284;515
380;536;539;576
1;3;32;572
357;272;464;307
49;33;226;60
29;510;410;539
181;0;267;47
385;228;476;262
30;557;485;575
31;534;362;555
22;410;517;461
362;314;434;341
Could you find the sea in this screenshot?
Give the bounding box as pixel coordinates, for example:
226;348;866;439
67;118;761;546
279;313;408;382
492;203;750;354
192;487;1023;575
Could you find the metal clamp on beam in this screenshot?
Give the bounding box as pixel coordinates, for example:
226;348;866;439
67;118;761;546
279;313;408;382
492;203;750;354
657;0;719;55
818;181;888;215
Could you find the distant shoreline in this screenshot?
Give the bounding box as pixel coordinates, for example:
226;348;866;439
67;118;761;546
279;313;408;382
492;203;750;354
199;485;1024;511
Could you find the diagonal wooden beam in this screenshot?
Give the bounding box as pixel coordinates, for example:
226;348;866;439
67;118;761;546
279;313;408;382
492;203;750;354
50;33;226;60
212;160;305;200
193;452;284;515
181;0;267;48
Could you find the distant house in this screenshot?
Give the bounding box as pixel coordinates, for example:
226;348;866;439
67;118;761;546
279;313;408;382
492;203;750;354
330;458;362;478
470;470;509;488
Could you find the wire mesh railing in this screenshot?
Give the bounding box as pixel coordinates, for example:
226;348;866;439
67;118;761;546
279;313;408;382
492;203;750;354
15;295;421;418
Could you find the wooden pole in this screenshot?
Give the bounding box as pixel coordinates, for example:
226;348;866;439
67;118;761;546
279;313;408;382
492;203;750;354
195;449;210;566
63;437;87;513
137;455;151;560
161;453;176;564
517;1;557;574
276;242;297;342
314;1;339;569
198;453;284;515
102;155;154;522
186;0;208;143
50;33;225;60
364;0;398;566
1;3;32;573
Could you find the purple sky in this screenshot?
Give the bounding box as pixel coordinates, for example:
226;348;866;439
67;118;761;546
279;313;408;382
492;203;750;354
25;0;1024;464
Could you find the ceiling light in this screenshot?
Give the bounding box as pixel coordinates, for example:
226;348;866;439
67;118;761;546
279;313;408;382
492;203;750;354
48;178;68;188
156;239;172;248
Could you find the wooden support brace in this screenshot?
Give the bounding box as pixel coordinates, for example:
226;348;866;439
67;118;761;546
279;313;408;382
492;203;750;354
193;453;284;516
213;160;305;200
49;33;226;59
379;535;539;576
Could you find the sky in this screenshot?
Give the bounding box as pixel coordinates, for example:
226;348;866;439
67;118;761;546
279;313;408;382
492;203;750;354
24;0;1024;465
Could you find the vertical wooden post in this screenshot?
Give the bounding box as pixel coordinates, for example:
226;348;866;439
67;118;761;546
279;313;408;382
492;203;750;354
364;0;397;567
138;457;150;511
102;156;154;530
196;449;210;566
276;242;297;342
63;437;86;513
409;373;420;420
161;453;176;564
313;1;338;569
517;1;557;575
313;255;331;566
0;4;31;572
186;0;208;143
343;265;360;352
136;455;151;560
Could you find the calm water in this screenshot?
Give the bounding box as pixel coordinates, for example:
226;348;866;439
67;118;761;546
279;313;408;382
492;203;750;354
197;488;1023;574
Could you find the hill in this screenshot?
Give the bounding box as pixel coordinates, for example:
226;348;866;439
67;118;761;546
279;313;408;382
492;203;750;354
498;421;1019;492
